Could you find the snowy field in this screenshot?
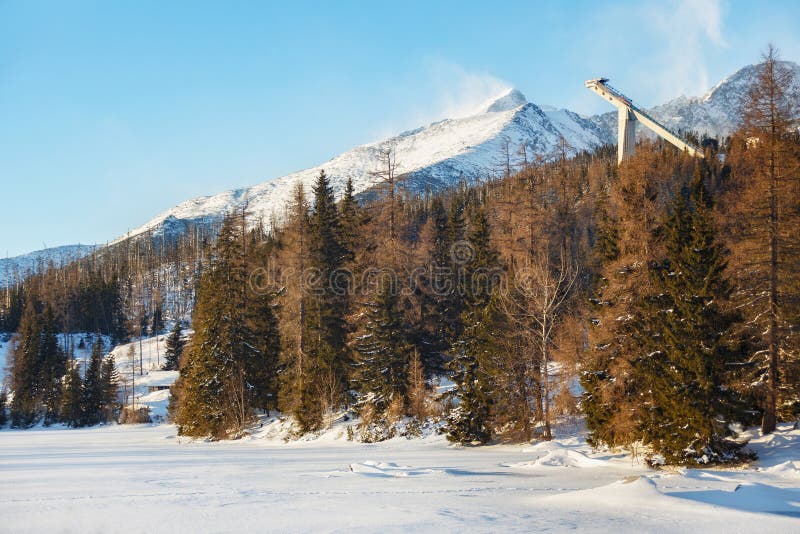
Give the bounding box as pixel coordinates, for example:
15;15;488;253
1;423;799;533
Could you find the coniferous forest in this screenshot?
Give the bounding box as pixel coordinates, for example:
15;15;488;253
1;51;798;467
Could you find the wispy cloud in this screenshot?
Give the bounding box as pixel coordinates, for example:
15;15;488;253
423;59;512;120
367;59;512;142
642;0;728;99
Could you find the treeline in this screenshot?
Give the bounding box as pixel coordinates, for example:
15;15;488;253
0;219;215;338
1;51;797;468
172;51;799;466
1;302;118;428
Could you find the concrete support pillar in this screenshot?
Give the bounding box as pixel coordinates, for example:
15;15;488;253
617;106;637;164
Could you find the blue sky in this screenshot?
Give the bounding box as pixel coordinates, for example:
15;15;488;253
1;0;798;257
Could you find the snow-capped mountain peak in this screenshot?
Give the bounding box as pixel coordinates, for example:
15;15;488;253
112;89;611;244
590;60;800;141
485;89;528;112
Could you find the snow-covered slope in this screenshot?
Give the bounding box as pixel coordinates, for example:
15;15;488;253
116;89;613;242
0;244;96;286
591;60;800;140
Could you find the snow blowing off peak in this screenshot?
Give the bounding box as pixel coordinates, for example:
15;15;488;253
485;88;528;112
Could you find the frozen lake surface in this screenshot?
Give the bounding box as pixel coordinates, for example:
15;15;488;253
1;423;799;533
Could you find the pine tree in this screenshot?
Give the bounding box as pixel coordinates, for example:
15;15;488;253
163;321;185;371
632;172;751;465
354;277;412;415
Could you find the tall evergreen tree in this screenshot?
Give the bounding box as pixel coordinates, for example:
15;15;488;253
176;214;250;437
163;321;186;371
354;278;412;414
448;209;500;444
60;362;83;427
294;170;350;431
307;170;349;351
632;172;751;465
447;297;502;444
151;303;165;336
176;212;280;437
81;338;106;426
244;289;281;413
0;389;8;427
428;198;457;359
338;176;360;259
10;302;42;427
39;306;65;426
592;183;620;265
9;303;65;427
101;354;119;421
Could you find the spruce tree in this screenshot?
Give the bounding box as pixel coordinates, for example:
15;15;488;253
354;277;412;414
592;183;620;265
447;209;500;444
163;321;186;371
10;302;42;427
428;198;456;365
11;301;66;428
176;212;279;437
39;306;66;426
295;170;350;431
176;215;249;437
633;172;751;465
101;355;119;421
0;389;8;427
447;297;502;444
244;289;281;413
338;176;360;260
447;198;467;336
60;363;84;427
151;303;164;336
81;338;106;426
307;170;349;351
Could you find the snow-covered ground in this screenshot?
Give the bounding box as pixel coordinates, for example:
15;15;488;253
109;334;182;419
0;331;180;418
0;422;798;533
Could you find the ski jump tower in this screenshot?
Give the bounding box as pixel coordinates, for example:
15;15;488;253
585;78;704;165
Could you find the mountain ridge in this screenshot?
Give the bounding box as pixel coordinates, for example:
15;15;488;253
10;60;800;262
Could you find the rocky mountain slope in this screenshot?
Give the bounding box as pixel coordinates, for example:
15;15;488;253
591;60;800;140
115;89;612;243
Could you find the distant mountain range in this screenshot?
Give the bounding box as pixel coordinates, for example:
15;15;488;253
591;60;800;140
1;245;96;287
7;60;799;267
